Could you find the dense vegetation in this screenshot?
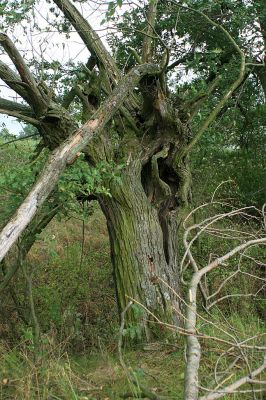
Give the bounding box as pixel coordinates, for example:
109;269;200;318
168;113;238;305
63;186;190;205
0;0;266;399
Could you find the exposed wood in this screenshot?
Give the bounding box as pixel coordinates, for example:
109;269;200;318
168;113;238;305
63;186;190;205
200;354;266;400
0;63;160;263
184;235;266;400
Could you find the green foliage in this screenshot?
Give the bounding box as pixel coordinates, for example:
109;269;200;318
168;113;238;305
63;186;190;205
18;123;39;139
0;127;15;140
57;156;124;211
192;135;266;209
122;324;142;341
0;2;265;397
0;0;36;28
0;138;40;227
0;341;186;399
0;140;123;228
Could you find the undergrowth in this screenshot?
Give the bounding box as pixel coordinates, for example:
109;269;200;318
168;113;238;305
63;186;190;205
0;141;265;399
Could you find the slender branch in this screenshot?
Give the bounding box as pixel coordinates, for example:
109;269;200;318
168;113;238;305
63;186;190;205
118;302;162;400
118;301;133;370
167;55;192;71
195;237;266;281
128;46;142;64
0;109;39;126
0;134;39;147
127;295;266;350
200;354;266;400
184;234;266;400
142;0;158;63
53;0;120;85
21;258;40;347
61;55;98;109
0;34;47;114
187;75;222;120
207;291;263;310
0;63;160;262
53;0;140;112
172;2;246;158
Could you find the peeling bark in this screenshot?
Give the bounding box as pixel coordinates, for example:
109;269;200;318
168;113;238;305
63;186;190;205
0;0;250;341
0;63;160;263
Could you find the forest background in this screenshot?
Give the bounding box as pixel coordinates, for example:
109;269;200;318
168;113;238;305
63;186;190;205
0;0;266;399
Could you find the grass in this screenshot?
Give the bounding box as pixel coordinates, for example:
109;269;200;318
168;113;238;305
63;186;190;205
0;142;265;399
0;340;185;399
1;328;265;399
0;205;265;399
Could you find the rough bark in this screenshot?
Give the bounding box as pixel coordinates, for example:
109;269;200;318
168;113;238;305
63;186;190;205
0;34;47;115
100;160;182;339
0;0;250;341
0;63;160;263
142;0;158;63
0;60;32;103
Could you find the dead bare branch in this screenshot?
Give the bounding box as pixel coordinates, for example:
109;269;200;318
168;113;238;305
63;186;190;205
0;62;160;263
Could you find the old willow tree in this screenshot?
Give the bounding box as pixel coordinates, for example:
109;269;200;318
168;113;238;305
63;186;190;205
0;0;265;337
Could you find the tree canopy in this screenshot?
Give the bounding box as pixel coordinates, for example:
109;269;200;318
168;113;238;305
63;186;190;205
0;1;266;398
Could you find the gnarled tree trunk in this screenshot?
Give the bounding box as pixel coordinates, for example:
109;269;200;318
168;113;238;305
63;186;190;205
0;0;245;344
97;137;191;338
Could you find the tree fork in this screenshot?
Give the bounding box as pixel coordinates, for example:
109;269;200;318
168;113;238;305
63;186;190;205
0;63;160;263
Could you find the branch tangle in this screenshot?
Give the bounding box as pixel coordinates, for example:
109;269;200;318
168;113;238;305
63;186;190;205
0;63;160;263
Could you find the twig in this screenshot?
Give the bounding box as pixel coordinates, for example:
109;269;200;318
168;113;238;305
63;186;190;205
200;354;266;400
0;134;39;147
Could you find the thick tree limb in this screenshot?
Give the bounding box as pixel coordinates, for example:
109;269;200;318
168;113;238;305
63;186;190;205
61;56;98;109
0;63;160;262
61;87;77;109
0;34;47;115
52;0;139;111
0;98;33;116
0;97;39;125
0;109;39;126
0;60;32;103
53;0;120;85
